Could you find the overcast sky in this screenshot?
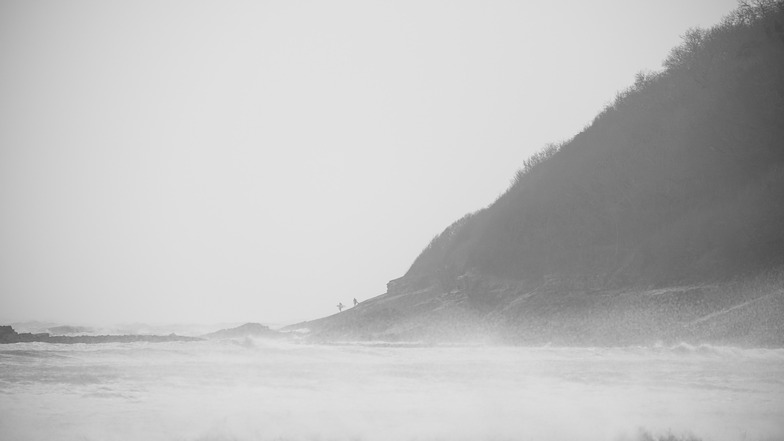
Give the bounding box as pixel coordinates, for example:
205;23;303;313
1;0;738;326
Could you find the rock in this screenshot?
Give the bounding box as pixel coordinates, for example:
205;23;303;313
202;323;283;340
0;325;202;344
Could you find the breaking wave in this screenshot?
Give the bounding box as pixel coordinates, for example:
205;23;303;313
1;341;782;441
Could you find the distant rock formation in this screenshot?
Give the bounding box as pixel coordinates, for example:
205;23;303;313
1;325;51;343
202;322;283;340
0;325;201;344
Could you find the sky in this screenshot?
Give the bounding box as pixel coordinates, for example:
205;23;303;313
0;0;739;327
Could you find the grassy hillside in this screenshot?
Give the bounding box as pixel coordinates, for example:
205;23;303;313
289;2;784;345
405;1;784;291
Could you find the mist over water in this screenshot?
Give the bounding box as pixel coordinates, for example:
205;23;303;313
1;340;782;441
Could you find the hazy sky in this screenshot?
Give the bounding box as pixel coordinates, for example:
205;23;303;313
1;0;738;326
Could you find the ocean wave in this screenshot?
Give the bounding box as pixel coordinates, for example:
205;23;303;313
651;342;784;360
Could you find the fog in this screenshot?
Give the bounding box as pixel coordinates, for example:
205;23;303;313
1;340;782;441
0;0;739;325
3;2;778;437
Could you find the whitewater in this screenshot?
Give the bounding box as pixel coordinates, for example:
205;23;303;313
0;339;782;441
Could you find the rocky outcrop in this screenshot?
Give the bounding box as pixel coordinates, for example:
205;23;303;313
0;326;51;343
0;326;201;344
202;322;283;340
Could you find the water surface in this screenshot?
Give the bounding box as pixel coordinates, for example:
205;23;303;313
0;340;782;441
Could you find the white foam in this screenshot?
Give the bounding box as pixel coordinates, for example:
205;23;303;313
1;342;782;441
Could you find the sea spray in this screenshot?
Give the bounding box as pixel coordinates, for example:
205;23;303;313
1;340;782;441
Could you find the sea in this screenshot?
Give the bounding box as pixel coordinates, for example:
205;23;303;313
0;338;782;441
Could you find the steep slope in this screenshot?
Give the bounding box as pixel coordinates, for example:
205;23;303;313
290;2;784;346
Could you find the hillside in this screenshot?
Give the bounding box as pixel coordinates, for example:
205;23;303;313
289;2;784;346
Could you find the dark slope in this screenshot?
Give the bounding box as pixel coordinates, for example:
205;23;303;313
290;2;784;346
407;3;784;289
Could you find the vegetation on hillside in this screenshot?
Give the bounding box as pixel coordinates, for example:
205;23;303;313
405;1;784;291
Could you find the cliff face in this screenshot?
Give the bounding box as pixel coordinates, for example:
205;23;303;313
291;2;784;346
